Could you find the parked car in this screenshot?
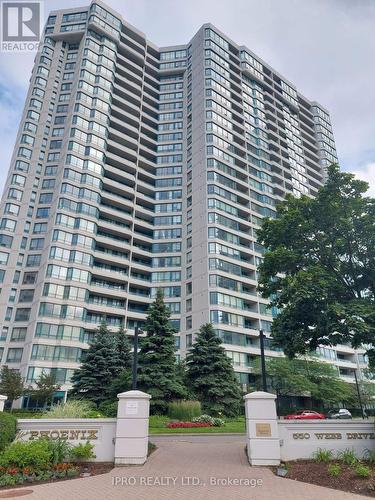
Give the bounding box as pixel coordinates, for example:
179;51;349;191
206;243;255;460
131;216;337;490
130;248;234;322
327;408;352;419
284;410;325;420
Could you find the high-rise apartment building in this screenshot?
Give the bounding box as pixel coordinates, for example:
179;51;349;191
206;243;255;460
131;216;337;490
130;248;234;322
0;1;368;405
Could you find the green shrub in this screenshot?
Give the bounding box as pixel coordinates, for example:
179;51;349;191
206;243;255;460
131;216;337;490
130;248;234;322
211;417;225;427
0;413;17;452
5;409;43;419
99;401;118;417
0;473;20;487
192;414;225;426
312;448;334;463
148;442;157;456
0;440;52;468
70;441;95;461
328;463;341;477
354;463;371;478
364;448;375;465
45;438;73;465
168;400;201;421
44;400;95;419
337;448;358;466
149;415;169;428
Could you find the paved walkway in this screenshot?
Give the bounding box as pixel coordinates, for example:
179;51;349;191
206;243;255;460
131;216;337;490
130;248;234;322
2;435;368;499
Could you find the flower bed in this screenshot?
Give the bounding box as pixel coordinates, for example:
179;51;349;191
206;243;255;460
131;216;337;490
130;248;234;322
277;460;375;497
0;437;98;488
0;463;79;487
167;422;212;428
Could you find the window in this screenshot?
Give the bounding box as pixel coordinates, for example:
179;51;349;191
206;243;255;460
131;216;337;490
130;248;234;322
186;316;192;330
0;234;13;248
19;289;35;302
42;179;55;189
5;307;13;321
30;238;44;250
26;254;41;267
33;222;47;233
0;327;8;341
0;218;16;232
15;308;31;321
15;160;29;172
6;200;22;216
23;272;37;284
39;193;53;204
36;207;50;219
6;348;23;362
8;188;23;201
11;327;27;341
0;251;9;266
12;174;26;186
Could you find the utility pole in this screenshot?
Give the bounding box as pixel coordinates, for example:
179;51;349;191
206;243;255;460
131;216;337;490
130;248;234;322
259;329;268;392
132;326;140;390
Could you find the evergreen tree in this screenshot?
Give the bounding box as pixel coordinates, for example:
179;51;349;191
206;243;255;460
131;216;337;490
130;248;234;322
70;322;120;406
114;325;132;371
137;289;186;413
186;323;242;417
109;325;132;398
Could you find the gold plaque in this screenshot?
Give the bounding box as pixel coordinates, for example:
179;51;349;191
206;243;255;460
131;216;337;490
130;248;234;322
256;423;271;437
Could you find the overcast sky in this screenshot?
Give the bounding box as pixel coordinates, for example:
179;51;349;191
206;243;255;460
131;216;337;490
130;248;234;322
0;0;374;194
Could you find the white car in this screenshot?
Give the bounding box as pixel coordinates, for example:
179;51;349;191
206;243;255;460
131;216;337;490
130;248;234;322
328;408;352;419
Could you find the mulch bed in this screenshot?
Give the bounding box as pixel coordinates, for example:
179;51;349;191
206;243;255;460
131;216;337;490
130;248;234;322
274;460;375;497
0;463;113;493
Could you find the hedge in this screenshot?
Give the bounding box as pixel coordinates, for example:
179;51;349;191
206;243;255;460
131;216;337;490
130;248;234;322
0;413;17;452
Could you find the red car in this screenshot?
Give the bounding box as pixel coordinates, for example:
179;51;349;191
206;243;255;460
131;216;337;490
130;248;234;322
284;410;325;420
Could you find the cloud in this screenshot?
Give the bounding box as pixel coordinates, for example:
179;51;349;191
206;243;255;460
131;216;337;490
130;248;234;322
351;163;375;197
0;0;374;194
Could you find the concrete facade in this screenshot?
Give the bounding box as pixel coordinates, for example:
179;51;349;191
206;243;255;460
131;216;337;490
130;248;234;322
245;391;375;465
0;0;368;403
16;390;151;463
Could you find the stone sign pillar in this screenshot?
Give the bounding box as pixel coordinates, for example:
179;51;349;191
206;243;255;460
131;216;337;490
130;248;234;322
244;391;280;466
0;395;6;412
114;390;151;465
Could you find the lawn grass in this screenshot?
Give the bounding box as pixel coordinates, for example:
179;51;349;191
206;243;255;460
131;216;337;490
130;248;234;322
149;415;245;434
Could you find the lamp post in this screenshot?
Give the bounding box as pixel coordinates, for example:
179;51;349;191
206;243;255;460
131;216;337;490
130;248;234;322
354;369;365;419
132;326;141;390
259;329;268;392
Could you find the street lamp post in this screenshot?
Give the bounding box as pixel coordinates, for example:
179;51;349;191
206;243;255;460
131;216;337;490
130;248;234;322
259;329;268;392
354;369;365;419
132;326;141;390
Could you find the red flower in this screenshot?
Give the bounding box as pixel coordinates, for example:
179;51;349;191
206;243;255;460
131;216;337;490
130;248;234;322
7;467;19;475
167;421;212;428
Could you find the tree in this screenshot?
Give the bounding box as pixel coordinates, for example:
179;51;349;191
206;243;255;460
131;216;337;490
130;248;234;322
70;322;122;406
27;371;61;408
108;325;132;398
186;323;243;417
137;289;186;414
253;356;353;407
253;356;315;398
257;164;375;366
0;366;24;409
